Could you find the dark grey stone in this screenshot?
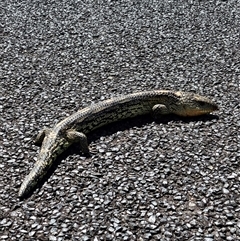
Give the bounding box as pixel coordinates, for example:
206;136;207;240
1;0;239;240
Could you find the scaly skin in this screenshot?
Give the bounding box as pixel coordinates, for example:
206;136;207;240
18;90;218;197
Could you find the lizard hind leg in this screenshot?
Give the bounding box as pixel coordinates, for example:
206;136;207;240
34;127;51;146
66;129;90;154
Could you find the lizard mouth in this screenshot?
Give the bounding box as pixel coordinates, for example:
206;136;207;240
183;105;218;116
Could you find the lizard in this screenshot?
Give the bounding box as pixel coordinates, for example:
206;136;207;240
18;90;218;198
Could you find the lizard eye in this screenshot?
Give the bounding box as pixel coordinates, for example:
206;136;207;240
198;101;205;106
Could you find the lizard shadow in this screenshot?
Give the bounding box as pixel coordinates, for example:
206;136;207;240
87;113;219;142
20;113;218;199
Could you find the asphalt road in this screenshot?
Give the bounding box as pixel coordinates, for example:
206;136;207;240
0;0;239;240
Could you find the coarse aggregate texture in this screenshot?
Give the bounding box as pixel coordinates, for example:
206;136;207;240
0;0;239;240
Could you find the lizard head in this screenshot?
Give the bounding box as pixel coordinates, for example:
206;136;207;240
173;91;218;117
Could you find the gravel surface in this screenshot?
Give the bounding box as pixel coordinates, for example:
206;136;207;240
1;0;239;240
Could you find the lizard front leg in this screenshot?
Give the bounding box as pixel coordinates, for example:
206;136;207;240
152;104;171;118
